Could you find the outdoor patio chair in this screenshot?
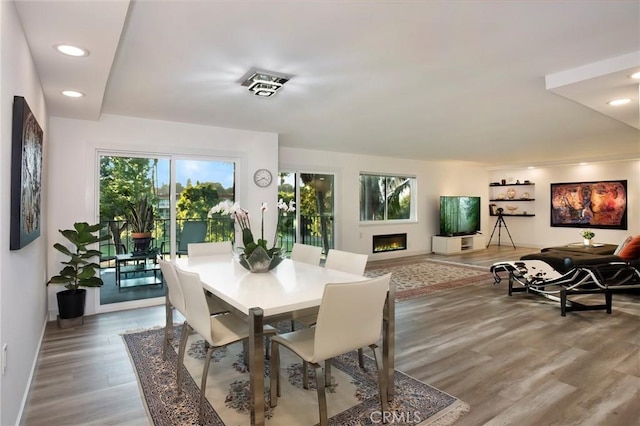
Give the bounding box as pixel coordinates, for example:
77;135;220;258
176;221;208;257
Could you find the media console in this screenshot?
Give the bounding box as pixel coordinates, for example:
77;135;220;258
432;234;485;255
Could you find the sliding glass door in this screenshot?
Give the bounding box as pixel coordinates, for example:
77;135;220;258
168;158;235;258
98;154;169;305
277;172;335;255
98;153;236;308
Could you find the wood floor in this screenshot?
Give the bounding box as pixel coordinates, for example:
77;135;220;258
21;246;639;425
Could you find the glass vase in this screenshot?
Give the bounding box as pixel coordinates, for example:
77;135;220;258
238;246;283;273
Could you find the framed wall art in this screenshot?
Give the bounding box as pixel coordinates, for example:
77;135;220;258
550;180;627;230
10;96;43;250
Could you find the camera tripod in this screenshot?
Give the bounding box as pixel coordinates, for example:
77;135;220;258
487;209;516;248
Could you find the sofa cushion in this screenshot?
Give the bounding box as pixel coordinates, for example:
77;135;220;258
617;235;640;261
520;251;622;274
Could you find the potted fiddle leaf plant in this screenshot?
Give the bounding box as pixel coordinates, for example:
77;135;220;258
126;196;156;253
47;222;112;325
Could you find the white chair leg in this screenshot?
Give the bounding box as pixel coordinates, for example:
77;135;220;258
176;322;190;393
242;340;249;369
303;360;310;389
370;344;388;413
357;348;364;368
265;335;271;360
199;345;215;424
314;363;328;426
163;304;172;359
269;342;280;407
324;359;332;387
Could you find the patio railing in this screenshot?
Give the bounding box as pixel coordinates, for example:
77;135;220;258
100;214;333;262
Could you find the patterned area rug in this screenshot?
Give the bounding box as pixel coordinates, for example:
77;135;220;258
365;258;493;301
123;326;469;425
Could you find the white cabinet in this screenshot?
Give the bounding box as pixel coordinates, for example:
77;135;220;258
432;234;485;255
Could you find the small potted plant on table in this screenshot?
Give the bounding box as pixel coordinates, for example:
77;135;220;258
47;222;111;327
580;229;595;246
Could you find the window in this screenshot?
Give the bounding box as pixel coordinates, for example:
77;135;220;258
360;173;415;222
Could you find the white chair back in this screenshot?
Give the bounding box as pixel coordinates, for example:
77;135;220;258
158;258;186;315
324;249;368;275
290;243;323;265
175;267;213;340
187;241;232;257
312;274;391;362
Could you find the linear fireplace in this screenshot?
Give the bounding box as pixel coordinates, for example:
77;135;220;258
372;233;407;253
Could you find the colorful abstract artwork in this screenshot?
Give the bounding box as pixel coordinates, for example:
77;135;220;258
10;96;43;250
550;180;627;229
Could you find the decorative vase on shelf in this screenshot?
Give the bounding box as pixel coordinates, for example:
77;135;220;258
238;246;283;273
506;188;516;199
583;239;592;247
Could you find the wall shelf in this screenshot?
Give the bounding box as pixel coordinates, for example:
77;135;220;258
489;182;535;186
489;213;535;217
490;198;535;202
490;183;536;218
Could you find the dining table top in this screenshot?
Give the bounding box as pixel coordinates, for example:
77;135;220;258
175;254;367;317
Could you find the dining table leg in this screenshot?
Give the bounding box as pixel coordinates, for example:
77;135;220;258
248;307;265;426
383;284;395;401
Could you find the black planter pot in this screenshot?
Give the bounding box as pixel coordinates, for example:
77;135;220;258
132;233;153;254
57;289;87;319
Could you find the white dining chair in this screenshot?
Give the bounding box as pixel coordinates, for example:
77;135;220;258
158;258;228;360
186;241;232;314
270;274;392;426
290;242;323;265
187;240;232;257
324;248;368;275
294;248;370;377
175;266;277;423
288;242;325;331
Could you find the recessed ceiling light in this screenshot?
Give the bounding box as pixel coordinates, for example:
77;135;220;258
54;44;89;57
579;162;588;166
62;90;84;98
607;98;632;106
630;71;640;79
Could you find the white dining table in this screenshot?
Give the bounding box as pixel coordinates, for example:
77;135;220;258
175;254;395;426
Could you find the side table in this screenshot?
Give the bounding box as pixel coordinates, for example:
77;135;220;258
115;252;163;292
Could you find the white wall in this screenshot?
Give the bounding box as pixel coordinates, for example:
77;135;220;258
281;148;639;259
47;114;279;318
488;160;639;248
0;2;49;425
280;147;491;260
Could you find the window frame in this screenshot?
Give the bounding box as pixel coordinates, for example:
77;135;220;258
359;172;417;224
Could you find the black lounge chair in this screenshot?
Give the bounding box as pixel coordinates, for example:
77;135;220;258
490;260;640;316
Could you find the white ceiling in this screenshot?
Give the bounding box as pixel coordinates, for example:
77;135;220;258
14;0;640;168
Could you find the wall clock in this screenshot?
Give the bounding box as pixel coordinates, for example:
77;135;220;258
253;168;273;187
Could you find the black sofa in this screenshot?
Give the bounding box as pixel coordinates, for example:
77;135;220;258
521;239;640;273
